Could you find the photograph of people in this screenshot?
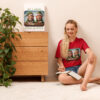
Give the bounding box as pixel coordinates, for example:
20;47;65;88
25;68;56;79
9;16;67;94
73;48;80;60
67;50;74;60
35;11;44;26
24;11;35;26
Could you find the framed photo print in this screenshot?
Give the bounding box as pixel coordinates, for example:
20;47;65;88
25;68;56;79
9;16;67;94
24;4;45;31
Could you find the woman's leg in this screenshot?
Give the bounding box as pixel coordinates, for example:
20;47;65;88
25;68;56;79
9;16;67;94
78;56;99;91
58;73;82;84
78;59;88;76
78;59;100;82
58;73;100;85
58;57;100;91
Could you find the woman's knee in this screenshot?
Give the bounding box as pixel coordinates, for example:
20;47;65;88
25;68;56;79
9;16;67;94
58;74;69;84
87;54;97;65
91;55;97;64
94;55;97;62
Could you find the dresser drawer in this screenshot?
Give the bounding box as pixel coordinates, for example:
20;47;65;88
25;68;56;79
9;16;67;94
14;61;48;75
13;32;48;46
13;47;48;61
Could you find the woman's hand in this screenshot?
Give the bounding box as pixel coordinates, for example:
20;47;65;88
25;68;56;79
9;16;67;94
58;65;65;72
57;58;65;72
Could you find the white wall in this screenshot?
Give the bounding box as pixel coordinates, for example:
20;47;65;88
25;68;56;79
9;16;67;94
1;0;100;80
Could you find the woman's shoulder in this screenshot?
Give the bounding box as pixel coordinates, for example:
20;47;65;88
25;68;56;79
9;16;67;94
76;37;85;41
76;37;88;45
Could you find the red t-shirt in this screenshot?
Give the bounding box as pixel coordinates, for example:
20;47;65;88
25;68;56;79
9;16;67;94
55;37;89;68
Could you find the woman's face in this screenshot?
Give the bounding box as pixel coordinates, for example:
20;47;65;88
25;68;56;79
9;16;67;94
65;23;77;38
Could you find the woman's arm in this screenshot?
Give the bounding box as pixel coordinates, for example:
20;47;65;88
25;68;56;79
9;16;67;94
57;58;65;72
85;48;96;64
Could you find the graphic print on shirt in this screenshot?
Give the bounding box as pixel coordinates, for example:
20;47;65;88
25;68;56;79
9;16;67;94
67;48;81;61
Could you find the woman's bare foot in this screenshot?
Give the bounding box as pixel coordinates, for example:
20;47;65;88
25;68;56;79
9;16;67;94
80;77;100;91
89;77;100;83
80;84;87;91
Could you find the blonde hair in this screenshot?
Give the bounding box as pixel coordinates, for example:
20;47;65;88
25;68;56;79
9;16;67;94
60;19;78;59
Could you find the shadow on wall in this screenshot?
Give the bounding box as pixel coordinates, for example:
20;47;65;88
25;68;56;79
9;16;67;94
78;25;89;41
93;60;100;76
78;25;89;62
78;25;100;77
45;7;58;81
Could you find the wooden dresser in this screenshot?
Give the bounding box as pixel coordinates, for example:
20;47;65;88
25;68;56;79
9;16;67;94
13;32;48;81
